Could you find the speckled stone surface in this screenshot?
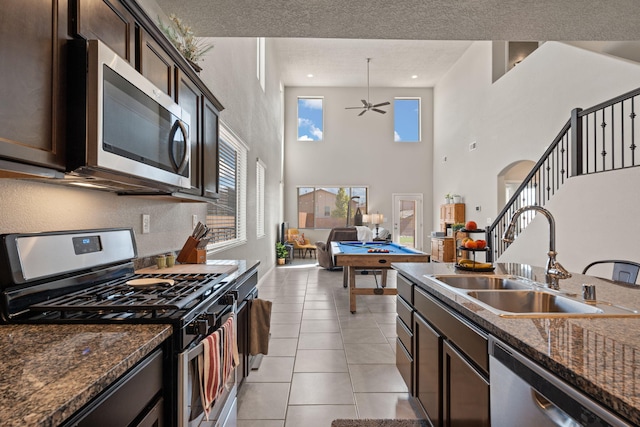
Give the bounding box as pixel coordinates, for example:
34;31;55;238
0;323;172;427
393;262;640;425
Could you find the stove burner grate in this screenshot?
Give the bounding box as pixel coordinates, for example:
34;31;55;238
28;272;226;316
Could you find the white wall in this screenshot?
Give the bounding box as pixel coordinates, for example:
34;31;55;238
283;87;433;249
498;166;640;277
434;41;640;272
197;37;283;272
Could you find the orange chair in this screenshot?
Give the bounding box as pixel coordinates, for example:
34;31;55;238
285;228;317;259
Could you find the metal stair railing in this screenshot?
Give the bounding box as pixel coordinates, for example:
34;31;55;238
486;87;640;262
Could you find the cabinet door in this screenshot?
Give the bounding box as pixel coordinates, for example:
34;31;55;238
414;313;442;426
139;28;174;96
176;70;202;195
431;239;440;262
202;97;220;198
442;239;454;263
0;0;67;171
73;0;135;63
453;204;465;224
442;341;489;427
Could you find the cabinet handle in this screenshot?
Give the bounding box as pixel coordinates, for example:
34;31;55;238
531;389;580;427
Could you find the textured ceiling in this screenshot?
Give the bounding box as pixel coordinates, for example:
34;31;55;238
154;0;640;87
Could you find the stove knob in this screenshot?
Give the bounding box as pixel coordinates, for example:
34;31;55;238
187;318;209;336
197;319;209;335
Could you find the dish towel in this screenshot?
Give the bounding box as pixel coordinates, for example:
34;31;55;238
249;298;272;356
199;330;221;420
199;314;239;420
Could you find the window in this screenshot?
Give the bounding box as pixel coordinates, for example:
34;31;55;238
297;187;367;229
394;98;421;142
257;37;266;92
256;159;266;238
206;123;247;249
297;97;323;141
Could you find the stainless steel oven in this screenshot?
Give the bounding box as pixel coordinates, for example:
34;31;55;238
179;301;237;427
67;39;190;192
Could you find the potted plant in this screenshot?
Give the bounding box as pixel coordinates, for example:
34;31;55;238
445;193;453;204
276;242;288;265
451;223;465;234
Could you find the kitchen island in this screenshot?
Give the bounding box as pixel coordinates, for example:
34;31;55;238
393;262;640;425
0;323;172;427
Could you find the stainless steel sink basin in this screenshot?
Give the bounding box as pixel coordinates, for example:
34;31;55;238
465;290;603;316
424;274;640;317
430;275;532;291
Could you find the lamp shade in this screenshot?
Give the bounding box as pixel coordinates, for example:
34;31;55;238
362;214;370;223
370;213;384;225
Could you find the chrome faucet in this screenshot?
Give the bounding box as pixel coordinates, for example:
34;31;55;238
502;206;571;290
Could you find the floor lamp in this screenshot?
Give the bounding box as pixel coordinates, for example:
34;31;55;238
346;196;360;226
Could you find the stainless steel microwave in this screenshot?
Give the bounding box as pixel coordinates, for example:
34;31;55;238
67;39;190;192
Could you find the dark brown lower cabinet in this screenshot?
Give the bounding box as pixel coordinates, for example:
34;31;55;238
414;312;442;426
404;282;490;427
443;341;490;426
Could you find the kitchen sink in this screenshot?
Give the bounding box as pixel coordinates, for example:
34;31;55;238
429;275;532;291
465;290;603;316
423;274;640;317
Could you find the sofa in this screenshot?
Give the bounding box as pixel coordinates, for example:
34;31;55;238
316;227;359;270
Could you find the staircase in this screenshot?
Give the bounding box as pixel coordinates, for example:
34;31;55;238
486;87;640;262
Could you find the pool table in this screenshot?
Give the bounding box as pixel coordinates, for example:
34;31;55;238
331;241;430;312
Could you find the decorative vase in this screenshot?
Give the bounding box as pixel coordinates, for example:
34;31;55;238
453;196;462;203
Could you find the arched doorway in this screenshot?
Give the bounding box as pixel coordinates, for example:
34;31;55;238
497;160;536;211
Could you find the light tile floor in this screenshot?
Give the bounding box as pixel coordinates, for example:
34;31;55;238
237;261;424;427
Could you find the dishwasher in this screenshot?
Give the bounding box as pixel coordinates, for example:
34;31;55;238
489;337;632;427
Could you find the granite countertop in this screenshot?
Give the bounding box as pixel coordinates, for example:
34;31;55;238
0;323;172;427
392;262;640;425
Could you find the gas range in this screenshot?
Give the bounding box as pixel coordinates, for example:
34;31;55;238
0;228;241;426
0;228;230;331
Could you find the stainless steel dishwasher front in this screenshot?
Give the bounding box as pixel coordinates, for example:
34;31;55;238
489;336;632;427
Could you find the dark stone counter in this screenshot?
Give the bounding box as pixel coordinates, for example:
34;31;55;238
392;262;640;425
0;324;172;427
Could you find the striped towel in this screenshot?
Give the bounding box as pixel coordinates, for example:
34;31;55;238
199;315;240;420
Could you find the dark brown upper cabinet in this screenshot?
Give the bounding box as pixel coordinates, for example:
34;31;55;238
138;27;175;97
0;0;68;174
71;0;135;63
202;98;220;199
175;70;203;195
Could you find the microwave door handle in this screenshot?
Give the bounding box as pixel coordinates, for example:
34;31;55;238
169;119;189;174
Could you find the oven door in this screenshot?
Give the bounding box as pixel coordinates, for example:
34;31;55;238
178;304;237;427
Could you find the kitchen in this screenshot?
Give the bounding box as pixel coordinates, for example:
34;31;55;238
3;0;640;426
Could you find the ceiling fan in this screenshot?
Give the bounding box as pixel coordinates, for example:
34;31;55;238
345;58;390;116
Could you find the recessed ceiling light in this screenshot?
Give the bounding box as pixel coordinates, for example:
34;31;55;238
307;74;314;78
411;75;418;79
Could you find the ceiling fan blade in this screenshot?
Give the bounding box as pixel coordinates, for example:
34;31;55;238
358;109;367;116
361;99;368;107
372;101;390;108
372;108;387;114
345;106;366;110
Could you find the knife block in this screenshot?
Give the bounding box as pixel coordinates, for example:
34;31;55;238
177;237;207;264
